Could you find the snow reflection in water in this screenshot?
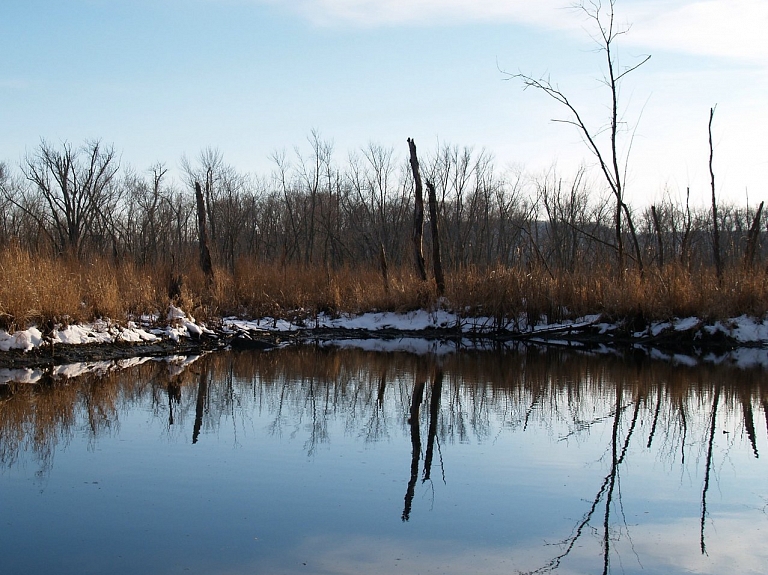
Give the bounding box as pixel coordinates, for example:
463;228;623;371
1;346;767;575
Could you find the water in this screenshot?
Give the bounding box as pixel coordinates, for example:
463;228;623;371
1;346;767;574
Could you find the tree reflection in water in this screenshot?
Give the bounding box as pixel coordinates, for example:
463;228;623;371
402;377;424;522
1;346;767;572
401;367;445;522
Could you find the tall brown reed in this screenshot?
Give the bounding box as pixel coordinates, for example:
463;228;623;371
0;246;766;331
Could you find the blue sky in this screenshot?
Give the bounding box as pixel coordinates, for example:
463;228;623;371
1;0;766;206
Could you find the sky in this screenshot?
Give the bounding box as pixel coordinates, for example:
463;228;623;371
1;0;766;207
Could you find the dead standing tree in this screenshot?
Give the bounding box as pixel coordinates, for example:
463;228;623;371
744;201;763;270
195;181;215;289
511;0;648;275
708;107;722;280
408;138;428;281
426;180;446;296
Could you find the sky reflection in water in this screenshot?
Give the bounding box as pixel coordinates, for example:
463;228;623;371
1;346;767;575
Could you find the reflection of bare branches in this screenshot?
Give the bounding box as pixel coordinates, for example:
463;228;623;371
435;433;446;483
763;396;768;444
679;396;688;466
450;382;468;443
192;364;209;444
267;379;289;438
2;342;768;562
740;392;758;458
402;379;425;522
423;369;443;483
84;381;118;447
601;392;641;575
363;370;390;443
559;406;626;443
377;370;386;408
303;379;330;457
523;388;542;432
647;385;662;449
700;384;720;555
524;390;640;575
167;382;181;426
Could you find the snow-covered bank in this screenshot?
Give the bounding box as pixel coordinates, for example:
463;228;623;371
0;306;213;353
2;306;768;373
222;310;604;335
222;310;768;344
4;307;768;352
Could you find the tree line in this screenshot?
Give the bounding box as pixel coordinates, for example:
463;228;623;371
0;134;763;281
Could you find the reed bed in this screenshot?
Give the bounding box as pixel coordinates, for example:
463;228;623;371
0;245;766;331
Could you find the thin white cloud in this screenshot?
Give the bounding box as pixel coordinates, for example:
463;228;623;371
249;518;768;575
626;0;768;63
263;0;575;28
257;0;767;63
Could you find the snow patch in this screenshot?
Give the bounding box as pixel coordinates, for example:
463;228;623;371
0;327;43;352
674;317;701;332
165;306;215;341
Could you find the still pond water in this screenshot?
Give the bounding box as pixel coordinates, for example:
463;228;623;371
1;345;767;575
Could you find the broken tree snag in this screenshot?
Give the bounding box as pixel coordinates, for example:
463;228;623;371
426;179;445;296
744;200;764;270
709;107;722;281
408;138;428;281
379;243;390;294
680;187;693;266
651;205;664;268
167;254;183;301
194;180;214;287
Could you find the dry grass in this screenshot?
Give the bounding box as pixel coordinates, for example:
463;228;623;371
0;246;766;331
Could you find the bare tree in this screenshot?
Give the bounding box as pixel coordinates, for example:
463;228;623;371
19;139;120;258
182;148;225;250
295;130;333;266
537;166;591;272
511;0;649;275
346;143;402;264
0;163;15;246
271;149;302;264
123;163;169;265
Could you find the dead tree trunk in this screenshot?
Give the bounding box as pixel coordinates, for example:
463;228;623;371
379;243;389;294
680;187;693;267
195;181;214;288
623;201;644;276
709;107;722;281
426;180;445;296
408;138;427;281
651;205;664;268
744;201;763;270
167;254;183;301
